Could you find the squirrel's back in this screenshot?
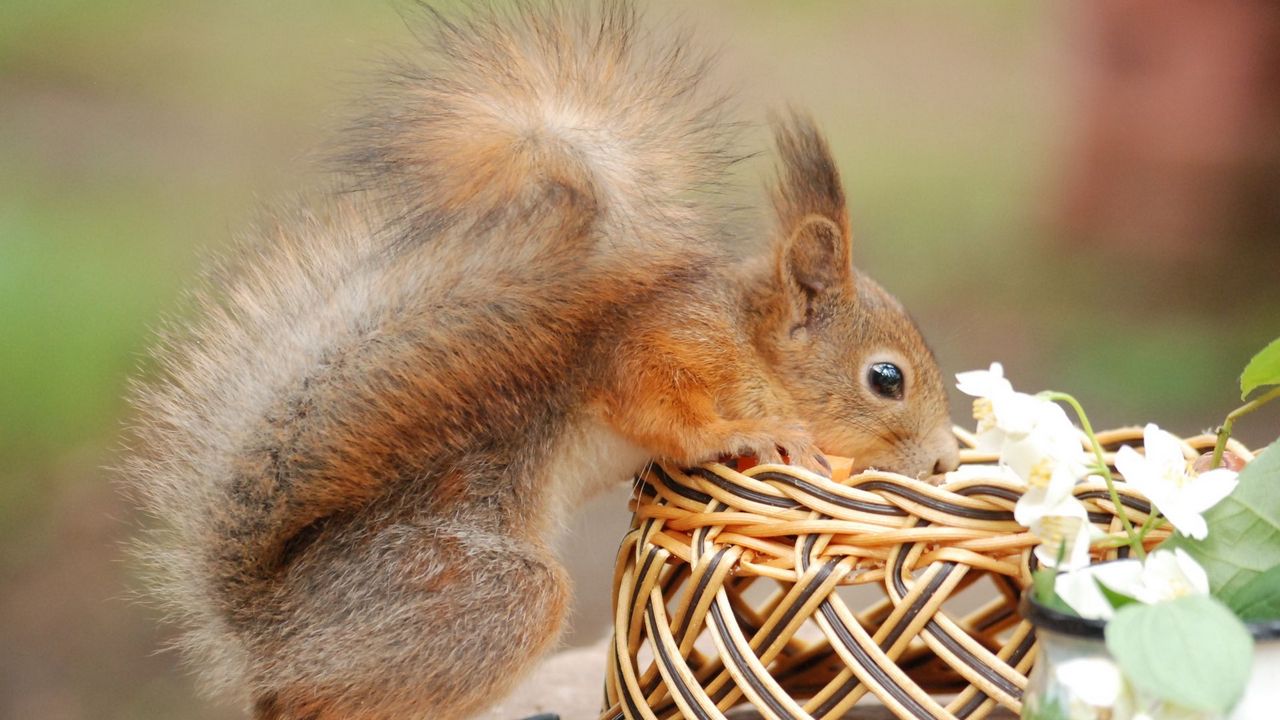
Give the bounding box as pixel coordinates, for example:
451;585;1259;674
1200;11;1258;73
124;2;740;702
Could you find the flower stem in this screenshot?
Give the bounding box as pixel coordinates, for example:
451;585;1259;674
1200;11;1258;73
1094;534;1140;549
1211;386;1280;468
1043;391;1144;559
1135;509;1164;544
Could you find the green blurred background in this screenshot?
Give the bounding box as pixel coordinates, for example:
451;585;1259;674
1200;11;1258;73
2;1;1277;718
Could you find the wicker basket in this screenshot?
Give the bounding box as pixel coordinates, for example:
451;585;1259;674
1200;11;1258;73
601;427;1251;720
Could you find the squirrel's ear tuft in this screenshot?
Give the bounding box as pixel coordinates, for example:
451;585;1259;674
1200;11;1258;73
770;111;851;247
770;112;854;308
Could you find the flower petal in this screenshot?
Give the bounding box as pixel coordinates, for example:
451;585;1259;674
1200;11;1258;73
955;363;1011;398
1055;560;1142;620
1173;548;1210;595
1156;497;1210;540
1014;466;1081;526
991;391;1044;436
1179;469;1239;513
1032;505;1093;570
1002;413;1086;482
1054;657;1125;708
1093;559;1145;597
1142;423;1187;470
944;464;1020;484
1114;445;1152;488
973;428;1005;454
1134;548;1211;602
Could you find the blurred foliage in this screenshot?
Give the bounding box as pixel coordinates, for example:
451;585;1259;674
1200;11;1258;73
1;1;1276;718
1;0;404;546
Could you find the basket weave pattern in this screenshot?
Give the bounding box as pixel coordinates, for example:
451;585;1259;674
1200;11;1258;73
601;428;1246;720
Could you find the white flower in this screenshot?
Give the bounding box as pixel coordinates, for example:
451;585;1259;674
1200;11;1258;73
1052;549;1208;620
1006;421;1089;527
956;364;1078;447
1031;502;1096;571
956;364;1091;525
999;400;1083;472
1131;548;1209;604
1055;559;1143;620
1114;424;1239;540
955;363;1018;453
957;363;1047;449
1055;657;1127;711
956;364;1109;571
955;362;1013;400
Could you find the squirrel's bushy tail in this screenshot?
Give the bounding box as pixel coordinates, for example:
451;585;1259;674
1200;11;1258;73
343;1;740;245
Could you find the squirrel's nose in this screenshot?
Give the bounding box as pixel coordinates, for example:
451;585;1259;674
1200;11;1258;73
929;431;960;475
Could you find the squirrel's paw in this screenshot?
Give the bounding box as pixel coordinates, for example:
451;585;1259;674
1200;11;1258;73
717;419;831;478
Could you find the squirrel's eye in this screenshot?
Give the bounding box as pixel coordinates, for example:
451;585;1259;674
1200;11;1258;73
867;362;905;400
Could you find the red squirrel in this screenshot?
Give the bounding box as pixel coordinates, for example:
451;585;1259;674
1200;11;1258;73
124;3;959;718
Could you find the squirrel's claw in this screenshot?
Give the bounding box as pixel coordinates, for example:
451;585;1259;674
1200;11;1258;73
805;451;834;478
788;449;833;479
718;418;831;478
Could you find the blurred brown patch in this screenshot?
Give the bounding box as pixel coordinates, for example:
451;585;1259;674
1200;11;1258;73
1055;0;1280;295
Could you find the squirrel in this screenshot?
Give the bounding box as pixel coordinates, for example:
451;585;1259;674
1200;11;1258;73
123;3;960;719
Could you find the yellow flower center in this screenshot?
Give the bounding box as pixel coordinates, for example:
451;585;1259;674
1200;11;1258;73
1035;515;1083;557
973;398;996;432
1028;457;1055;489
1167;577;1194;598
1167;462;1194;489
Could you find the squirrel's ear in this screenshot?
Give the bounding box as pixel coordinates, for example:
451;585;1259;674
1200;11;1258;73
781;216;852;298
770;112;855;306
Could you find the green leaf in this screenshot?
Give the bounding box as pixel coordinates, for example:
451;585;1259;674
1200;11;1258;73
1163;438;1280;602
1225;563;1280;621
1094;577;1139;612
1032;567;1075;614
1241;336;1280;400
1105;595;1253;713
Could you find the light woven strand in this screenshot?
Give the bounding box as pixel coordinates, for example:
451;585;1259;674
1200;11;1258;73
601;427;1254;720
